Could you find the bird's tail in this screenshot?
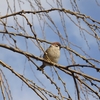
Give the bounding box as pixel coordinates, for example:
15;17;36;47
37;64;45;71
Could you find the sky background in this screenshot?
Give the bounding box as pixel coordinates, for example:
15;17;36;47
0;0;100;100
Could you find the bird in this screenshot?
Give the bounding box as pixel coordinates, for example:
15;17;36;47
38;42;61;70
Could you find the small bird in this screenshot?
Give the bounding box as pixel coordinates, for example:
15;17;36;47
39;42;61;70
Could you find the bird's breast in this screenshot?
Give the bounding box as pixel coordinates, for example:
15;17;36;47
47;47;60;63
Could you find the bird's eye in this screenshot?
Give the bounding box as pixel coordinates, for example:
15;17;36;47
55;45;58;47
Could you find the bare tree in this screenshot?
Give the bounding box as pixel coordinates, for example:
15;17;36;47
0;0;100;100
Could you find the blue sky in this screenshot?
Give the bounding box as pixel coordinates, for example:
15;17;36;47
0;0;100;100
